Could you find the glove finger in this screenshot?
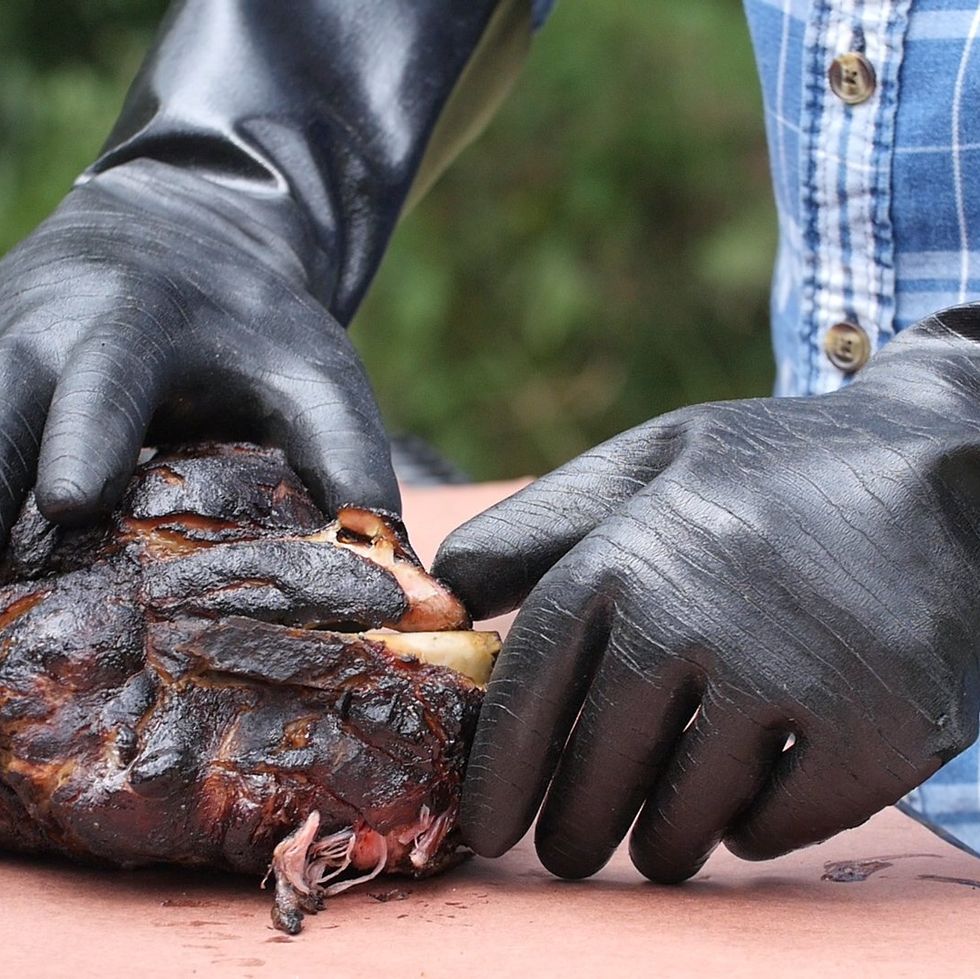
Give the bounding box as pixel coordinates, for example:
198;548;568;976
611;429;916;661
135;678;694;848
533;642;703;880
0;341;56;543
433;417;686;620
723;731;918;861
35;324;174;525
256;341;400;518
627;696;788;884
459;550;613;857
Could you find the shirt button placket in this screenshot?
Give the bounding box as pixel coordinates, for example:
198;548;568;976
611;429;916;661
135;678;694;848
828;51;876;105
823;321;872;373
822;37;877;379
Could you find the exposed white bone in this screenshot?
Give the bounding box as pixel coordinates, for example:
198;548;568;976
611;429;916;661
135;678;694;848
363;630;500;686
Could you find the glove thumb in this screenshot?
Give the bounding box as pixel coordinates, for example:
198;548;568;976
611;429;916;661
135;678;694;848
433;418;682;618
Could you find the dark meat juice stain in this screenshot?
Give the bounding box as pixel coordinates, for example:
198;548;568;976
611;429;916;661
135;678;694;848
916;874;980;889
821;859;893;882
370;888;411;902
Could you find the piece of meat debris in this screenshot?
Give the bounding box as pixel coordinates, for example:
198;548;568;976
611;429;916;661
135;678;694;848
0;442;499;934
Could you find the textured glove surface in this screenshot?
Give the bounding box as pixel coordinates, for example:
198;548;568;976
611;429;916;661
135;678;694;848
435;307;980;881
0;161;399;535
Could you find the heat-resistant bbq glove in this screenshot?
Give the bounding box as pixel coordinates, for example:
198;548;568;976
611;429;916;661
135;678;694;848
435;305;980;881
0;0;531;537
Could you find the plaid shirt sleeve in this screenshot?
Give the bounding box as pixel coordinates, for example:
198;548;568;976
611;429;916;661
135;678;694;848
743;0;980;857
532;0;556;31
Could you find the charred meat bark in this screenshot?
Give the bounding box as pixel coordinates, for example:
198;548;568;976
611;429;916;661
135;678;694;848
0;443;497;933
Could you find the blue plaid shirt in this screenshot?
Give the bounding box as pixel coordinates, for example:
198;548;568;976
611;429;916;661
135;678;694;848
746;0;980;860
534;0;980;857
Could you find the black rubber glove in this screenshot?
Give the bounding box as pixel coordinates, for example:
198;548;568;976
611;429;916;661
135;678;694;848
434;307;980;881
0;0;531;536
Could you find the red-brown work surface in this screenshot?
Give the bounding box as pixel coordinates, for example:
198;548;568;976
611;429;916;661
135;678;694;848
2;482;978;979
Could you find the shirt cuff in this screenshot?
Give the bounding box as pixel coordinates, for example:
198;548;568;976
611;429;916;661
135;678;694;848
532;0;556;30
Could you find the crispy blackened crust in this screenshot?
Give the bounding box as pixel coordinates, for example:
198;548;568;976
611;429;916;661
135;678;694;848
0;444;483;898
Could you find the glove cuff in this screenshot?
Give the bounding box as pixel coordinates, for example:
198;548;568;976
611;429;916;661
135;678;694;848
80;0;533;324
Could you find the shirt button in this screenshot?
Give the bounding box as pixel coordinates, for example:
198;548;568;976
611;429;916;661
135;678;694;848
823;321;871;373
828;52;876;104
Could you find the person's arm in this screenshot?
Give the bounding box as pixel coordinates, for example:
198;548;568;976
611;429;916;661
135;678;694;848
435;305;980;879
532;0;557;29
0;0;532;537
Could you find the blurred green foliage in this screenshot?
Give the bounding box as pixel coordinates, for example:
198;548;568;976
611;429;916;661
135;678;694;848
0;0;776;480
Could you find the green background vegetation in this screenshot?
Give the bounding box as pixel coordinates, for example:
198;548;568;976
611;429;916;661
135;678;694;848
0;0;777;479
